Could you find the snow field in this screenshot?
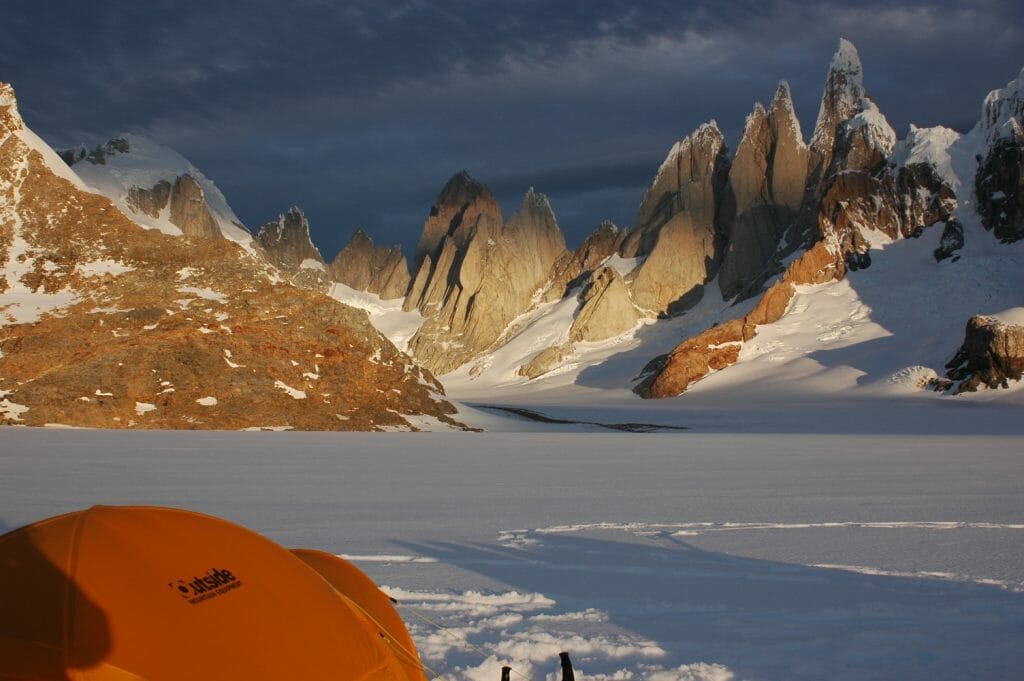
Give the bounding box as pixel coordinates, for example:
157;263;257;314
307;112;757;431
1;428;1021;680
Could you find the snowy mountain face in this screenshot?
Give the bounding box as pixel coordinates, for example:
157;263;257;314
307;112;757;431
359;39;1022;408
61;134;253;248
4;37;1023;426
0;84;464;431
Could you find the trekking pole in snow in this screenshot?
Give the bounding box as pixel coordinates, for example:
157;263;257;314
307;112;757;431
500;665;511;681
559;652;575;681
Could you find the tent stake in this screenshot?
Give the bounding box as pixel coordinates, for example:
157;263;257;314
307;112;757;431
559;651;575;681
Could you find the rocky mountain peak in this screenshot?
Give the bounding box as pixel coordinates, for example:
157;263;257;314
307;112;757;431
58;133;251;247
811;38;868;160
0;102;463;430
717;79;811;301
975;66;1024;242
770;81;805;146
519;187;556;220
435;170;487;209
256;206;325;270
0;82;24;133
328;228;411;300
627;120;727;259
83;137;131;165
414;170;499;267
622;119;730;315
977;65;1024;145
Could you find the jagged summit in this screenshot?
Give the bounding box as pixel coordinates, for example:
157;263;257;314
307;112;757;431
976;65;1024;144
435;170;488;209
811;38;869;160
830;38;864;84
328;226;410;300
770;81;806;146
521;186;554;214
413;170;500;268
256;206;325;270
0;82;23;131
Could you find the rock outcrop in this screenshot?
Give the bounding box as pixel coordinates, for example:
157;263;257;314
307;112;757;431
0;83;464;431
944;313;1024;392
169;174;222;239
256;207;325;269
635;242;834;397
623;122;730;315
328;229;411;300
974;67;1024;243
569;266;639;344
405;183;568;374
543;220;624;303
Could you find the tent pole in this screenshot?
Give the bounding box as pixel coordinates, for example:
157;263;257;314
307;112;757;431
559;651;575;681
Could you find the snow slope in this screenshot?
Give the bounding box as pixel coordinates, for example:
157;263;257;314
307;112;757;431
329;282;423;353
69;133;253;248
1;428;1021;681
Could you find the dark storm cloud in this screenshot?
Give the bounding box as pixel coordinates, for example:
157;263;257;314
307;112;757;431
2;1;1023;257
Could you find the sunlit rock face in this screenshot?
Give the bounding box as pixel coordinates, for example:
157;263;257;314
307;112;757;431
328;228;410;300
622;122;730;316
718;82;809;302
944;314;1024;392
405;180;568;375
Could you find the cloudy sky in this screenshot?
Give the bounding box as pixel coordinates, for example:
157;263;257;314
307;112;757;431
3;1;1023;259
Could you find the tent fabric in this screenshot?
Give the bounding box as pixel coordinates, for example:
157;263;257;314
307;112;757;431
291;549;425;681
0;506;426;681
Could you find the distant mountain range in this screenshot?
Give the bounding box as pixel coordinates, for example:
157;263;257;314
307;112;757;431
2;39;1022;430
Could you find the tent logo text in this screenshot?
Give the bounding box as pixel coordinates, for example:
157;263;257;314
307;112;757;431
169;567;244;605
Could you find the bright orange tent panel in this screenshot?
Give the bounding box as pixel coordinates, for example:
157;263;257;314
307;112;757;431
292;549;426;681
0;506;425;681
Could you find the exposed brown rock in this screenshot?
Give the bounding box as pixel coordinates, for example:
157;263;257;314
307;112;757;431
404;172;504;313
0;88;464;431
896;162;957;238
568;267;639;344
808;38;868;187
637;320;744;399
945;314;1024;392
817;170;901;271
718;83;809;301
543;220;623;303
634;239;843;398
255;206;325;270
406;187;568;374
169;174;222;240
126;180;172;219
328;228;411;299
624;122;730;315
976;127;1024;243
412;170;495;268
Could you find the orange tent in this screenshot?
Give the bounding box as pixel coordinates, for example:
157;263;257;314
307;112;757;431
0;506;427;681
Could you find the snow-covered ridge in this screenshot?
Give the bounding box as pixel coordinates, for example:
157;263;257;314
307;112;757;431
985;307;1024;327
67;133;253;247
977;65;1024;143
891;124;961;189
846;97;896;154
